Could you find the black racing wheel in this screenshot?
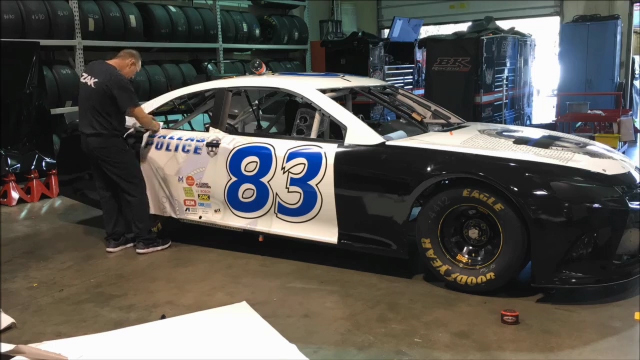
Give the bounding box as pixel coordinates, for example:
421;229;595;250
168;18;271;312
416;185;527;292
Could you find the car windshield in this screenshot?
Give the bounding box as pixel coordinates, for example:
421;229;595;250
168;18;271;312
322;85;465;140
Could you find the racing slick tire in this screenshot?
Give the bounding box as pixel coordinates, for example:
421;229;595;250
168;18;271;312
115;1;144;42
44;0;75;40
1;1;23;39
196;8;217;43
416;186;527;292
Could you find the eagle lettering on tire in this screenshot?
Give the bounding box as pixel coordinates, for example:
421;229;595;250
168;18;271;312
417;186;528;292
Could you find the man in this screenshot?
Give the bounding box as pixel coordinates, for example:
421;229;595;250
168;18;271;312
79;49;171;254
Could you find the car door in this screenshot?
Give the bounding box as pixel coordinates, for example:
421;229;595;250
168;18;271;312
207;87;342;244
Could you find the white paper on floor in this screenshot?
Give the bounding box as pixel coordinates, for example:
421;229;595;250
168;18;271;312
11;301;308;360
0;309;16;331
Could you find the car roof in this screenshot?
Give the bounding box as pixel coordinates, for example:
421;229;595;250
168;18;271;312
206;72;387;90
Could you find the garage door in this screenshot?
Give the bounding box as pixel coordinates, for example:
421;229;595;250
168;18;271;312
378;1;561;28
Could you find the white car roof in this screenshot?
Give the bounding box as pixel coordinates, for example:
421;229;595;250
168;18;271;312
208;73;387;90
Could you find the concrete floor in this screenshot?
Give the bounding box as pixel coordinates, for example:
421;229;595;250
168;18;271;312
1;196;639;359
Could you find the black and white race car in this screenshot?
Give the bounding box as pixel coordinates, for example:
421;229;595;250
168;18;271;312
127;72;639;293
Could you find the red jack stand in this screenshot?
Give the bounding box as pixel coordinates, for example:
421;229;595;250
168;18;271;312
42;170;59;199
22;170;45;203
0;174;31;207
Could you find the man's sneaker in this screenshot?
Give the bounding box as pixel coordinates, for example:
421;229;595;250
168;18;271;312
135;238;171;254
106;236;135;253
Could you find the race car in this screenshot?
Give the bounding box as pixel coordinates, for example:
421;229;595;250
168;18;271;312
127;72;639;293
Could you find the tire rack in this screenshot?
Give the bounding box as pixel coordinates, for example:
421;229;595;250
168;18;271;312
0;0;311;115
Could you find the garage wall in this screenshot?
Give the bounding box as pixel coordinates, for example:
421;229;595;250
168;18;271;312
378;1;561;28
308;0;378;41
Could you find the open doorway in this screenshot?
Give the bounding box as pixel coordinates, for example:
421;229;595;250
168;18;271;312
383;16;561;124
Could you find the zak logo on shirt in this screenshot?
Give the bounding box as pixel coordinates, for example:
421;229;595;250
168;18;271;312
81;73;99;88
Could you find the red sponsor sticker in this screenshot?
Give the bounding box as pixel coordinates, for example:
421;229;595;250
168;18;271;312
186;176;195;186
184;199;197;207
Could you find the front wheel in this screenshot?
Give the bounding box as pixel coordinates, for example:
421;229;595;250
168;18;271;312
416;186;527;292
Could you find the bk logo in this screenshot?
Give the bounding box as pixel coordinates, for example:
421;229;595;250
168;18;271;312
432;57;472;71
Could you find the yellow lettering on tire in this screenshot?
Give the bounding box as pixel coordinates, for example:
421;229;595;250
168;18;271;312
470;190;480;199
479;193;488;201
421;238;432;249
456;275;468;285
437;265;451;275
430;259;443;268
477;275;487;284
487;272;496;280
445;273;458;281
462;189;470;196
467;277;477;286
426;249;437;258
494;204;504;212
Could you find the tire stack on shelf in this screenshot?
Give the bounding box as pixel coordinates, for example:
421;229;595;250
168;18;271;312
2;0;311;112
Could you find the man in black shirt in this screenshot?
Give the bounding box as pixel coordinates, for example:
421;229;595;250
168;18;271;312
79;49;171;254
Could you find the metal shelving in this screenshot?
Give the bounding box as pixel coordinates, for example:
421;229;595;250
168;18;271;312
6;0;311;115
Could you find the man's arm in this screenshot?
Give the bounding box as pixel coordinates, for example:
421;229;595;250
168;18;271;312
128;106;161;132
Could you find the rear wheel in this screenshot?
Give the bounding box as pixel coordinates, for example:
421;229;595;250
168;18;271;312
416;186;527;292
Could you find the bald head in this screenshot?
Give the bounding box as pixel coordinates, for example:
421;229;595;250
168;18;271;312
108;49;142;79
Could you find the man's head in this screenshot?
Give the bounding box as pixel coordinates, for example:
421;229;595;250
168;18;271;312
108;49;141;79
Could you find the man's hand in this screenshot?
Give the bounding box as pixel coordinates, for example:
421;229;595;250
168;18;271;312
130;106;161;133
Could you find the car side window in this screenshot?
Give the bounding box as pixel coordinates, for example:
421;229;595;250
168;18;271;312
149;89;216;132
225;88;346;141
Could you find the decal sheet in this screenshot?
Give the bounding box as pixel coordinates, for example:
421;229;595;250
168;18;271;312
140;129;339;244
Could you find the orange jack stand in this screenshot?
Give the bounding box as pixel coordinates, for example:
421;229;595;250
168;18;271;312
0;174;31;206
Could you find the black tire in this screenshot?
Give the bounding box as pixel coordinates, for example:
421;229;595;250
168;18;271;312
17;0;50;39
223;62;243;75
291;60;305;72
115;1;144;42
77;0;103;40
159;62;184;91
1;1;23;39
280;60;294;72
190;60;219;81
242;61;252;75
289;15;308;45
132;68;150;101
51;64;79;108
241;12;261;44
163;5;188;43
43;0;74;40
135;3;172;42
228;11;248;44
42;65;59;109
267;61;285;73
143;64;168;99
260;15;288;45
178;62;198;86
95;0;125;41
219;10;235;43
416;186;527;292
281;16;298;45
196;8;217;43
181;7;204;43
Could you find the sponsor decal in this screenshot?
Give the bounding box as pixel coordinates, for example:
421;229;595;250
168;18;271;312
462;189;504;212
196;182;211;189
198;194;210;202
178;176;184;183
186;176;195;187
432;57;472;72
421;238;496;286
183;187;195;198
184;199;197;207
144;134;206;155
198;202;212;208
197;189;211;194
214;208;221;214
201;209;211;215
184;207;199;216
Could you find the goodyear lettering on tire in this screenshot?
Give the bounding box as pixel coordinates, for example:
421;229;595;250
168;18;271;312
421;238;495;286
462;189;504;212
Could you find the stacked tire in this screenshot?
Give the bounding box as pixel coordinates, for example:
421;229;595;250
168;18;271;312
41;62;79;109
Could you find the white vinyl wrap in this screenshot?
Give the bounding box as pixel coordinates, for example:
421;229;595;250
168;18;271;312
140;128;339;244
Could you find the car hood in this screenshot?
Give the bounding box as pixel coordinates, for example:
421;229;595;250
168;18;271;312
386;122;638;176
